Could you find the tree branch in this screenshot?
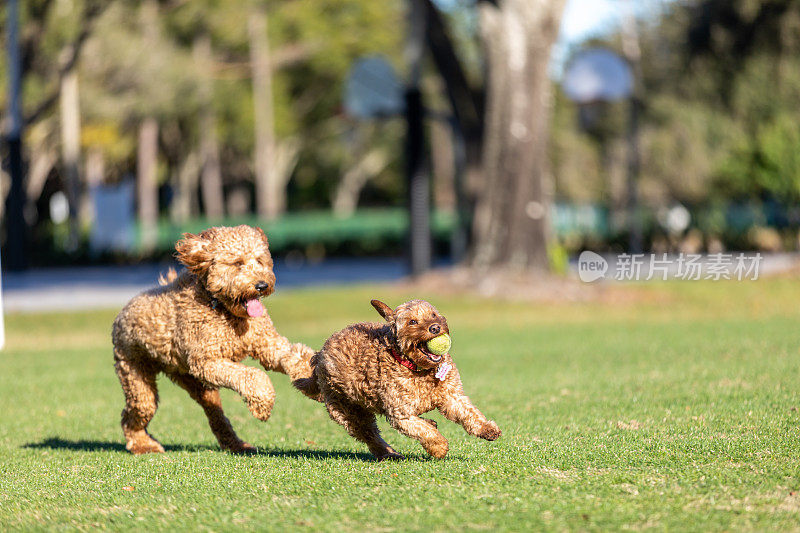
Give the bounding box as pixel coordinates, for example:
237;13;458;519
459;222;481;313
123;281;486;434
23;0;113;126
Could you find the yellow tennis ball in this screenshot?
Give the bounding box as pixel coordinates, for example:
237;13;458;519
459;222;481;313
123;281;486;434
426;333;451;356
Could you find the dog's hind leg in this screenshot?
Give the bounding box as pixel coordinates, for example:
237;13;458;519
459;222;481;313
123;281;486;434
114;349;165;455
291;353;322;402
325;397;402;461
167;372;256;455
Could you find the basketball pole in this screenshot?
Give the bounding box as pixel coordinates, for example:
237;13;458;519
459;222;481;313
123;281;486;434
6;0;26;271
405;0;432;277
1;0;27;348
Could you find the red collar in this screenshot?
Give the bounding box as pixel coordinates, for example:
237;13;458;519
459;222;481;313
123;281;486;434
389;347;418;372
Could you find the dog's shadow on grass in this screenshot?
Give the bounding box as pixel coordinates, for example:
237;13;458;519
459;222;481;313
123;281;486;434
22;438;215;453
22;437;377;461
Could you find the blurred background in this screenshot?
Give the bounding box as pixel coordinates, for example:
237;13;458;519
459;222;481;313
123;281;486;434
1;0;799;294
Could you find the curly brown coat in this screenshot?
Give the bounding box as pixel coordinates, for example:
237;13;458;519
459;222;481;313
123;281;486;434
112;225;316;455
295;299;501;460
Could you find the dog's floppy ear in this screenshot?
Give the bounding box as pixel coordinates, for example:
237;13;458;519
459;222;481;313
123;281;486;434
175;231;212;274
371;299;394;322
255;226;270;246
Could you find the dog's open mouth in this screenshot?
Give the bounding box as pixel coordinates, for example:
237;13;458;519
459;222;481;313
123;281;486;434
419;343;442;363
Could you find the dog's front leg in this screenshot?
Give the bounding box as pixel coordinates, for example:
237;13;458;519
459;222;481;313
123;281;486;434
439;394;501;441
253;334;318;396
189;357;276;422
387;415;449;458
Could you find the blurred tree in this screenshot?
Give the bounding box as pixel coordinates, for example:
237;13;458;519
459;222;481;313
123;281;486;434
551;0;800;235
193;32;224;220
471;0;566;271
0;0;112;232
137;0;164;251
57;0;200;225
164;0;403;217
687;0;800;204
249;4;289;221
2;0;403;219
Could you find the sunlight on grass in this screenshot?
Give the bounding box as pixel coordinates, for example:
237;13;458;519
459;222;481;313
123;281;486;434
2;279;800;530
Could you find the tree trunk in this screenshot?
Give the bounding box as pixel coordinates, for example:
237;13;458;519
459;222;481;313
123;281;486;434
82;146;104;224
430;118;456;212
137;0;160;251
248;6;281;220
621;1;643;253
58;47;81;252
471;0;565;272
170;149;200;224
137;118;159;251
26;119;58;214
193;33;225;220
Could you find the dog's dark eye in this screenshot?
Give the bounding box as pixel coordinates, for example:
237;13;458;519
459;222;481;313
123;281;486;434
233;259;244;267
409;320;417;325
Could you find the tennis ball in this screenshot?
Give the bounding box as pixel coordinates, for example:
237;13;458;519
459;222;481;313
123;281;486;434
426;333;451;356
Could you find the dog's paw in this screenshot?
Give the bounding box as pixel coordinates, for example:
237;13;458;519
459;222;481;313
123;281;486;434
477;420;502;441
424;437;449;459
376;450;405;462
246;396;274;422
126;438;165;455
226;441;258;455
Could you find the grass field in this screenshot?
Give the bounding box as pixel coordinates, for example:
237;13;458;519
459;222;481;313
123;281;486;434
2;278;800;531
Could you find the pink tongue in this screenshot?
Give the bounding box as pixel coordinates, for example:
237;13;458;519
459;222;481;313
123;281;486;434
246;299;264;318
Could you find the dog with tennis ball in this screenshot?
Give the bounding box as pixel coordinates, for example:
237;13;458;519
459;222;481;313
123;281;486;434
294;298;501;460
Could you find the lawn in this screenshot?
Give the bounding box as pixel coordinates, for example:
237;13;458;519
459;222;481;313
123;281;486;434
2;278;800;531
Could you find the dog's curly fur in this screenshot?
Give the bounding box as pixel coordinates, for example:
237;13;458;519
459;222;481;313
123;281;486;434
112;225;316;455
295;299;501;460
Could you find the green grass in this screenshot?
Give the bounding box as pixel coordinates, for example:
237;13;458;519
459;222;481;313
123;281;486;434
2;278;800;531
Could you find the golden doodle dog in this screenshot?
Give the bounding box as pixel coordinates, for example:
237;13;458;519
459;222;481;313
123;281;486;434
112;225;315;455
295;299;501;460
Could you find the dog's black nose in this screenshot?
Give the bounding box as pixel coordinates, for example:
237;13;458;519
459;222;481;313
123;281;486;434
255;281;270;292
429;324;441;335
